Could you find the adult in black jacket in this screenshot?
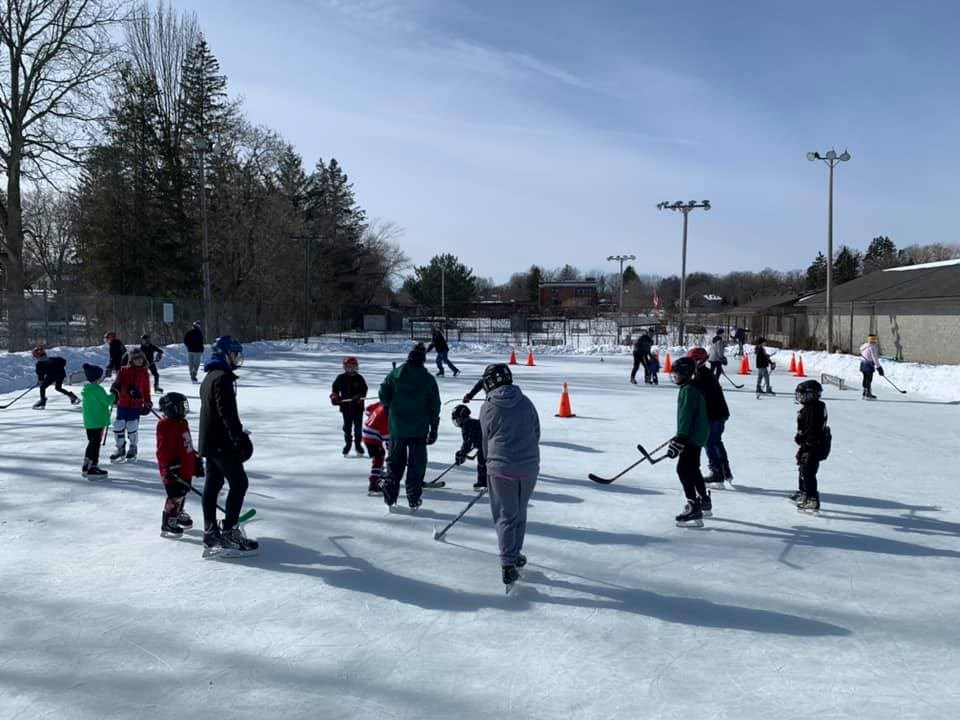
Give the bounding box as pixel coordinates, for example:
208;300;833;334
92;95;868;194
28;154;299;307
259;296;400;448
104;332;126;379
631;331;654;384
688;347;732;485
183;321;205;383
198;335;257;556
32;347;79;408
139;334;164;392
426;327;460;377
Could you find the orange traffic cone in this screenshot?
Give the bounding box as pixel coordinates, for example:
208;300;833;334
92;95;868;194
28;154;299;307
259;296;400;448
508;348;518;365
796;356;806;378
526;349;536;366
738;355;751;375
663;352;672;373
788;353;797;374
555;382;576;418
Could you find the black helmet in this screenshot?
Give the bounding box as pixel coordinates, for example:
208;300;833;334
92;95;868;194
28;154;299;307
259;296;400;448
482;363;513;392
159;392;189;419
141;333;151;341
670;356;697;384
451;404;471;424
795;379;823;404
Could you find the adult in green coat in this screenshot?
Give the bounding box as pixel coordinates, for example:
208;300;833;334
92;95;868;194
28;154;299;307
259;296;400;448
666;357;711;526
80;363;116;478
378;343;441;509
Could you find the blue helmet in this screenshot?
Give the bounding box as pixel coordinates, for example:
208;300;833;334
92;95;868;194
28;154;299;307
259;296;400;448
212;335;243;368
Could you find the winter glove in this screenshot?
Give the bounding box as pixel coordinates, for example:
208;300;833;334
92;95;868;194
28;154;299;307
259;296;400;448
877;366;885;376
427;426;438;445
194;456;205;478
127;387;142;400
770;361;776;370
794;433;803;445
235;431;254;462
329;392;340;406
462;394;473;404
666;437;685;459
455;450;466;465
139;400;153;417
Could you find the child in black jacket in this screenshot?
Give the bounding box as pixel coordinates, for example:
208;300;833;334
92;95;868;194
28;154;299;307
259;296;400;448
140;334;165;392
452;404;486;491
793;380;830;511
331;356;368;456
32;346;79;409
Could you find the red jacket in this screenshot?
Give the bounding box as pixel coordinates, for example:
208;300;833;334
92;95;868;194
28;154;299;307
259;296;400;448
112;365;151;410
156;417;198;482
362;402;390;446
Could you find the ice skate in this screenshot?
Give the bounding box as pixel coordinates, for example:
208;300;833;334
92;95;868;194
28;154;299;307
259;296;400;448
788;491;804;504
70;393;81;405
502;565;520;593
798;495;820;513
699;491;713;517
161;514;183;538
219;524;259;557
109;445;127;463
32;400;46;410
473;481;488;492
408;497;422;511
355;445;365;457
515;553;527;568
675;499;704;528
367;480;382;497
176;511;193;530
342;441;351;457
125;445;138;462
86;465;108;479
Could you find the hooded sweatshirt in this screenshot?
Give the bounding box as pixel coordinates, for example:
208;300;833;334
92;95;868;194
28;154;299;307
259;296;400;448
479;384;540;473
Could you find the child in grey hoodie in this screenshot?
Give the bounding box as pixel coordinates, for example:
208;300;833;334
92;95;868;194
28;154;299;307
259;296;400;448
478;363;540;587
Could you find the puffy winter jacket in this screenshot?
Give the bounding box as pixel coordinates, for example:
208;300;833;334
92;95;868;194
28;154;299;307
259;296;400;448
156;417;198;480
755;345;772;369
36;356;67;382
332;372;368;413
198;360;246;458
691;367;730;422
859;342;882;369
183;328;205;353
708;335;725;363
111;366;151;410
426;331;449;354
378;362;441;440
362;402;390;445
479;384;540;471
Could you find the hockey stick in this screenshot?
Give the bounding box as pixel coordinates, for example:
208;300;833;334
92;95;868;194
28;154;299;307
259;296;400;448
426;453;477;486
720;370;744;389
433;487;487;541
174;476;257;524
0;383;38;409
881;373;907;394
636;442;673;465
588;439;671;484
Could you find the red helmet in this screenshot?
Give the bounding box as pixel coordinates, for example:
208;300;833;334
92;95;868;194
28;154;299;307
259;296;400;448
104;331;117;341
32;345;46;359
343;356;358;370
687;347;709;365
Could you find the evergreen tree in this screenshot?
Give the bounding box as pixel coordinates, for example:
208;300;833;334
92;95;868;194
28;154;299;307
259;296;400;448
863;235;897;273
833;245;862;283
402;254;478;308
806;252;827;290
526;265;543;303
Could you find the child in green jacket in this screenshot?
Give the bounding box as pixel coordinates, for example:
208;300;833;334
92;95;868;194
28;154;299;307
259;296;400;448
81;363;116;479
667;357;711;527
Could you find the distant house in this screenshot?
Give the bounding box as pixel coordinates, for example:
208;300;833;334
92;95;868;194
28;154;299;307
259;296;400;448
796;259;960;362
730;293;810;348
538;279;599;311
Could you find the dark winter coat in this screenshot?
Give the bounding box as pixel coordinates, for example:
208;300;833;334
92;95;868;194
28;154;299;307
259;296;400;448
692;366;730;422
378;362;441;440
734;328;747;342
633;334;653;357
35;356;67;383
459;417;484;457
198;360;248;459
755;345;772;369
676;383;710;447
332;372;368;414
183;327;205;353
140;342;164;366
108;339;126;371
426;330;449;354
795;400;828;453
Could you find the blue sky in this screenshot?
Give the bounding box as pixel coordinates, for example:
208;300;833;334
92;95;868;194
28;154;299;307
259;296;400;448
170;0;959;282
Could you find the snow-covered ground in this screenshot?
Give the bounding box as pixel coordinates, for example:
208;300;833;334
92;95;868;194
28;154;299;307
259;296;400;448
2;343;959;719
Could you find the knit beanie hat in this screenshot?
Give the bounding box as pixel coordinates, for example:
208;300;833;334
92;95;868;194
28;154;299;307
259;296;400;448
83;363;104;383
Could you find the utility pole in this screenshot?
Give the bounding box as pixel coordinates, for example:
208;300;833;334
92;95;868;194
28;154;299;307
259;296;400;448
607;254;636;342
290;235;324;343
656;200;711;346
192;137;214;339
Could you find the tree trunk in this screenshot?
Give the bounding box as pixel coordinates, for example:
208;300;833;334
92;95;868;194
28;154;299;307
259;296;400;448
5;140;27;352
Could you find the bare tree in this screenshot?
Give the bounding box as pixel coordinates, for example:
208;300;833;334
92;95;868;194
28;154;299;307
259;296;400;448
22;188;76;289
0;0;128;349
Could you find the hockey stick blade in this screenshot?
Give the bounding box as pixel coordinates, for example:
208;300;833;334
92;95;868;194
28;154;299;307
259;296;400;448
721;371;744;389
239;508;257;524
636;443;669;465
881;374;907;394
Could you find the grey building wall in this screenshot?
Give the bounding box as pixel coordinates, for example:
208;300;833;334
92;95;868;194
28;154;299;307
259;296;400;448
806;298;960;364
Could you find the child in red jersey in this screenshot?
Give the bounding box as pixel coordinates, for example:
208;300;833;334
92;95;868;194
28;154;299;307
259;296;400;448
156;392;203;538
361;401;390;496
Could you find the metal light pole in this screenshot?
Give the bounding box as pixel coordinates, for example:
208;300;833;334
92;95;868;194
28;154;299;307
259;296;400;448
656;200;711;346
192;137;214;339
807;149;851;352
607;254;636;342
290;235;323;343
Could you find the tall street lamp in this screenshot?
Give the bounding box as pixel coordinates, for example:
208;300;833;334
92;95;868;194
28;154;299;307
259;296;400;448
607;254;636;342
656;200;711;346
290;235;324;344
807;149;851;352
192;137;214;339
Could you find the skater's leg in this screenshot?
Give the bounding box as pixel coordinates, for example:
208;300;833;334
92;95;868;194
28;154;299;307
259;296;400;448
405;438;427;504
202;455;227;529
383;438;408;505
219;456;250;529
352;409;363;450
630;352;641;383
341;410;352;452
85;428;102;467
676;444;701;500
367;443;385;490
149;363;160;388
